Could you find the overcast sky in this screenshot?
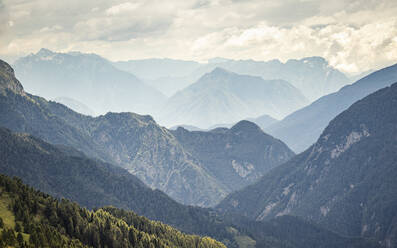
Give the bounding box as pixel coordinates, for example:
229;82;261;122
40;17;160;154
1;0;397;74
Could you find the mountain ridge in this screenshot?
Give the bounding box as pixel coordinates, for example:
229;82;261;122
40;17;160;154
114;56;350;100
171;120;295;192
1;59;296;208
266;62;397;152
13;48;166;117
0;127;380;248
159;67;308;128
218;82;397;247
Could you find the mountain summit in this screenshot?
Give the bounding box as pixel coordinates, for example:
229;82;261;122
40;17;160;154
159;68;308;128
171;120;295;192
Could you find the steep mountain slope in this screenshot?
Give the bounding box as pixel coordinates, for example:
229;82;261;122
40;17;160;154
13;48;166;116
0;127;379;248
159;68;308;128
0;59;379;248
218;82;397;247
171;121;295;192
0;127;234;242
0;174;226;248
0;59;227;207
84;112;226;207
0;61;110;162
266;63;397;152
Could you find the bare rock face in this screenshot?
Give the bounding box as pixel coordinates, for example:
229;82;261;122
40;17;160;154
0;60;25;96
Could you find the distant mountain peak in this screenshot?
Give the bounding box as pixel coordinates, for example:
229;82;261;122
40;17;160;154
211;67;232;75
196;67;235;82
230;120;262;133
37;48;55;57
175;126;188;132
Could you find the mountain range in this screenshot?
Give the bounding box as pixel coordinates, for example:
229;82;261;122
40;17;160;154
218;81;397;247
0;59;293;207
0;57;387;247
159;68;308;128
0;120;378;248
13;50;353;130
266;62;397;152
114;56;351;101
13;48;166;117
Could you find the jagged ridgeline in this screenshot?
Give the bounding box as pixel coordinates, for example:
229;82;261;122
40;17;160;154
0;174;225;248
0;59;295;207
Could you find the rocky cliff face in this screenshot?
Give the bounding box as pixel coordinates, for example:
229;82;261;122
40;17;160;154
0;60;25;96
84;112;227;207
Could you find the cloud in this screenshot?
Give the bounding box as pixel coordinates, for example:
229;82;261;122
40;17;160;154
105;2;141;16
0;0;397;73
73;1;177;41
187;18;397;74
0;0;9;35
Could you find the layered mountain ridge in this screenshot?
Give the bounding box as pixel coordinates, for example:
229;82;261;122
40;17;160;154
218;82;397;247
114;56;350;101
13;48;166;117
0;58;385;248
159;67;308;128
266;62;397;152
0;59;293;208
0;127;379;248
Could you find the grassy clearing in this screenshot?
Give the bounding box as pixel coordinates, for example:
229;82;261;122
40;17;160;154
0;192;15;229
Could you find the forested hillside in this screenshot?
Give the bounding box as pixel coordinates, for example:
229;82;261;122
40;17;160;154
0;174;225;248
